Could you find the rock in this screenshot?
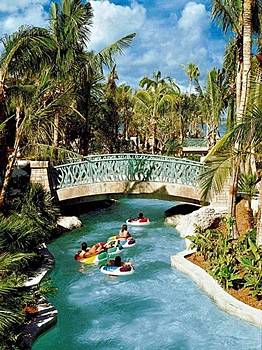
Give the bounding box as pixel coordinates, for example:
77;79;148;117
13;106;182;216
57;216;82;230
165;214;184;226
165;205;226;238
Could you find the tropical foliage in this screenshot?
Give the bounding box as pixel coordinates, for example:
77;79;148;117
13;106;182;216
188;224;262;298
0;183;59;349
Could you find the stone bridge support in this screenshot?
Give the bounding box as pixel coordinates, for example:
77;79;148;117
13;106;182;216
209;179;231;211
30;161;51;192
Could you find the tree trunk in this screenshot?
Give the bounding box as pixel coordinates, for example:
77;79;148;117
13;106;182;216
228;156;241;239
0;70;7;183
0;107;21;209
237;0;252;121
53;112;60;148
80;85;91;155
235;61;242;116
227;0;252;234
256;179;262;246
151;119;157;154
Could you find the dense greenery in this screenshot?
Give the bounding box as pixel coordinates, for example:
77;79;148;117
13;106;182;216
188;223;262;298
0;184;59;349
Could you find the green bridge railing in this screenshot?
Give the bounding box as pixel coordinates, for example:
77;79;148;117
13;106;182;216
52;153;205;189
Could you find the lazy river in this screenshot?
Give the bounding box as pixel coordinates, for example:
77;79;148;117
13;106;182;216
33;198;262;350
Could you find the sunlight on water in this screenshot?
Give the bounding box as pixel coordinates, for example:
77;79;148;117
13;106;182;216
33;198;262;350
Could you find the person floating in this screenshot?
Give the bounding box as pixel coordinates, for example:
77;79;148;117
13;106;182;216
100;255;134;275
126;212;151;226
74;241;106;260
117;224;131;240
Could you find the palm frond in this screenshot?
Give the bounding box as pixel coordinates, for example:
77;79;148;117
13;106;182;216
98;33;136;68
200;155;232;201
0;308;22;334
211;0;241;35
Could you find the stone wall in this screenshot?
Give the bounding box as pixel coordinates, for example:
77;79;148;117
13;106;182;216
208;178;231;210
30;161;51;191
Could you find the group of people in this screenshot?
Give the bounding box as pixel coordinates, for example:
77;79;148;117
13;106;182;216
75;223;132;261
75;213;145;266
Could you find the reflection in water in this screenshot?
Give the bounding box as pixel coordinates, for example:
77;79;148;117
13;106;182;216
33;199;261;350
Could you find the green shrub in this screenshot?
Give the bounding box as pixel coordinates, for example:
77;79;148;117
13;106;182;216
0;184;60;253
187;226;262;297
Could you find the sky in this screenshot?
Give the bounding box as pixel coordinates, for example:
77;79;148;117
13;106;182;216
0;0;227;89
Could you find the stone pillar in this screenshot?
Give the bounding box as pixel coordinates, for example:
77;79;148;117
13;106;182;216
30;161;51;192
209;178;231;211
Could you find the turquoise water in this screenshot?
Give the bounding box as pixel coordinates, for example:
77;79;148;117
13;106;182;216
33;198;262;350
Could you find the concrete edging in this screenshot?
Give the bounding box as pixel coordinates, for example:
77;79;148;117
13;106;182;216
171;250;262;327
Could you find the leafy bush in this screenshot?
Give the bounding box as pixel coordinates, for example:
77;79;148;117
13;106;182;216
187;223;262;297
0;184;60;349
0;184;59;253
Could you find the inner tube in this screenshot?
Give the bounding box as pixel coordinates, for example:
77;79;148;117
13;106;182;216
80;251;108;265
126;218;150;226
107;236;136;248
120;237;136;248
107;246;123;257
100;264;134;276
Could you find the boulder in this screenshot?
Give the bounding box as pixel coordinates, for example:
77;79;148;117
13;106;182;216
57;216;82;230
165;214;184;227
165;205;226;238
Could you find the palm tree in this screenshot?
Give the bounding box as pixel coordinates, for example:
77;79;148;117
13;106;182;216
212;0;261;119
200;106;262;238
183;63;200;94
211;0;261;237
197;68;227;147
76;33;135;155
135;72;179;154
0;68;76;208
115;84;134;141
46;0;136;150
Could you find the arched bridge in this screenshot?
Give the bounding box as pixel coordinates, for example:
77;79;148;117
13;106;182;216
49;153;207;205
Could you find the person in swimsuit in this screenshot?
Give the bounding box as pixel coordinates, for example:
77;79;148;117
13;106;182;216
75;241;106;260
117;224;131;240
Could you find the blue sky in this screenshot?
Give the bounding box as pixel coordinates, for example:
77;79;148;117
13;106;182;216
0;0;227;89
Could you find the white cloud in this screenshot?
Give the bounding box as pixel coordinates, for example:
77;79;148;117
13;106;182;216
0;0;225;89
89;0;146;51
0;0;49;13
0;0;49;39
115;1;225;87
178;2;208;32
1;5;48;35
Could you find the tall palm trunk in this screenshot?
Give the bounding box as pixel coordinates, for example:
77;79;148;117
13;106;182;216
228;155;241;239
0;107;21;209
237;0;252;121
236;61;243;116
151;118;157;154
228;0;252;237
256;179;262;246
53;112;60;148
80;83;91;155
